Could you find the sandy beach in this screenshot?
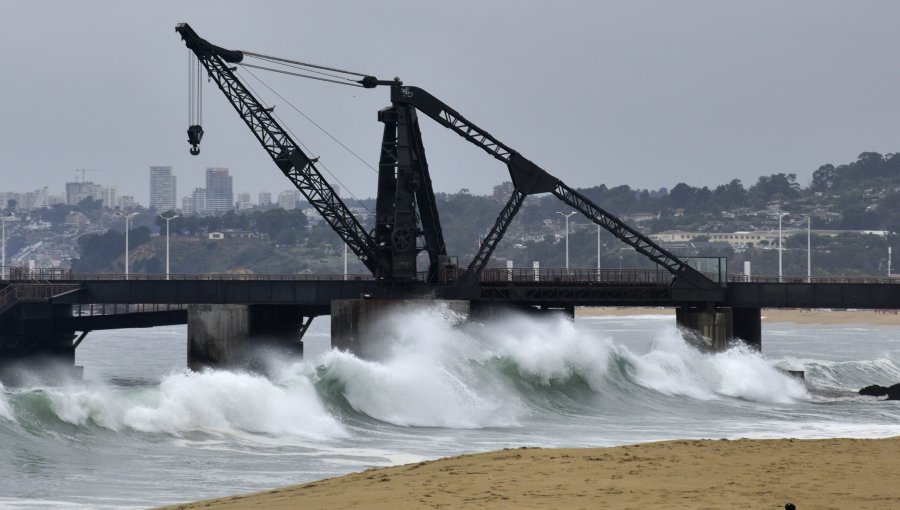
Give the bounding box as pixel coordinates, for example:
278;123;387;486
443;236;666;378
577;306;900;326
154;436;900;509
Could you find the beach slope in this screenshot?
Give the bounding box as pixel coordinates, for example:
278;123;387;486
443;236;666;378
154;436;900;509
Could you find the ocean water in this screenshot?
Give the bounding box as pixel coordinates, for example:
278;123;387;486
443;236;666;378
1;307;899;509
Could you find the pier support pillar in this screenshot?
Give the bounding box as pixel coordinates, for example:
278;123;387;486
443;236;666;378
331;299;470;358
187;304;306;371
676;306;762;352
676;306;733;352
732;307;762;351
0;302;81;384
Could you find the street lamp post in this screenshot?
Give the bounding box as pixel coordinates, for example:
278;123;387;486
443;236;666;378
158;212;180;279
1;213;16;280
806;215;811;283
556;211;576;271
118;212;137;279
777;212;787;281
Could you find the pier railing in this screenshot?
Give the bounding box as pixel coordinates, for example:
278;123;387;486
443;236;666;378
4;266;900;286
479;268;674;285
0;283;81;309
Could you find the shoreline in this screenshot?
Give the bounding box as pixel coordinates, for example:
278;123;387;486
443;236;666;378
576;306;900;325
154;436;900;509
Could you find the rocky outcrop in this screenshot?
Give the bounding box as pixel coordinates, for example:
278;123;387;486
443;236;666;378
859;383;900;400
859;385;889;397
889;384;900;401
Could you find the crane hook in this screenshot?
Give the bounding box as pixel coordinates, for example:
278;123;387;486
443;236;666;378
187;124;204;156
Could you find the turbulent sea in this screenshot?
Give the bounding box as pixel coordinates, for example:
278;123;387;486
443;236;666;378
1;307;899;509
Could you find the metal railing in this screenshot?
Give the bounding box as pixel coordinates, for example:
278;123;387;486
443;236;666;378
73;302;187;317
480;268;674;285
0;283;81;308
727;274;900;284
5;266;900;287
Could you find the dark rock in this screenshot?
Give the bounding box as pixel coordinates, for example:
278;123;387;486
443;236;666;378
859;384;889;397
887;383;900;401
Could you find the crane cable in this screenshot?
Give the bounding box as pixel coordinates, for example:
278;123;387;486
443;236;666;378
239;65;379;176
188;51;203;125
237;67;374;214
239;62;365;88
242;51;370;78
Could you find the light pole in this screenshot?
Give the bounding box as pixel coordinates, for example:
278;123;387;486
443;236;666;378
806;215;811;283
556;211;576;271
1;213;17;280
777;212;787;281
159;212;180;279
343;243;348;280
596;224;601;272
117;212;137;279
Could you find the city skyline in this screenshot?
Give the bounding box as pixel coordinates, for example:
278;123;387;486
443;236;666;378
3;2;900;204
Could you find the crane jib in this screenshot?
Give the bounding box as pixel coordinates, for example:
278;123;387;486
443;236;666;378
173;24;718;291
176;23;244;63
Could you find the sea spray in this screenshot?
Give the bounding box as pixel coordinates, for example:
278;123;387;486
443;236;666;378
625;326;809;403
466;312;614;391
799;356;900;392
30;367;345;439
123;368;346;439
0;382;12;421
317;305;816;427
318;305;523;428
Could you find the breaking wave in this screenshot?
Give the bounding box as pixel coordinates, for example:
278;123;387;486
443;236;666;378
0;305;835;438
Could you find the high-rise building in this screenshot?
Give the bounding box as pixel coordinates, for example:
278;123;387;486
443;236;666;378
191;188;208;215
258;191;272;209
101;186;118;209
118;195;137;210
277;189;303;210
205;167;233;214
181;196;193;215
30;187;50;209
149;166;177;211
236;192;252;210
66;181;103;205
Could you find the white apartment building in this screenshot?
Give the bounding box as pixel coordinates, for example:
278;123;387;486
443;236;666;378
149;166;177;211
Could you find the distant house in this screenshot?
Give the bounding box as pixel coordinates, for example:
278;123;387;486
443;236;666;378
208;230;259;240
221;229;257;239
651;229;888;250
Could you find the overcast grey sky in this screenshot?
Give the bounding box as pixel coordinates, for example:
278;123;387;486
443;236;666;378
1;1;899;205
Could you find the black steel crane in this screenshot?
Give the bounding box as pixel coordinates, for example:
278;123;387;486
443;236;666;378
175;23;717;292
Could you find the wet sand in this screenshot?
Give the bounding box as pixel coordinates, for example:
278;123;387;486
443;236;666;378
577;306;900;326
154;436;900;509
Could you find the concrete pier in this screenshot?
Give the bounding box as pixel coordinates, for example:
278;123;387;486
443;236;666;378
0;302;81;384
675;306;762;352
331;299;470;357
732;307;762;350
187;304;307;371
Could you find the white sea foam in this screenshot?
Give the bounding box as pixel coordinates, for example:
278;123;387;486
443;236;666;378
43;366;346;439
472;312;614;390
319;304;814;426
123;368;346;439
319;304;523;428
626;327;809;403
0;382;13;421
